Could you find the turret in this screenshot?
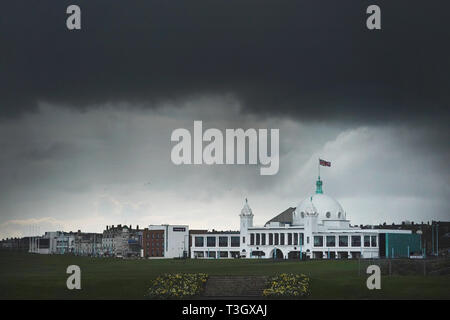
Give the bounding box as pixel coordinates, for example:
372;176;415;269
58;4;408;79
239;198;253;246
303;197;318;254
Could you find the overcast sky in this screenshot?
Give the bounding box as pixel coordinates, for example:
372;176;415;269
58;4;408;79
1;1;449;238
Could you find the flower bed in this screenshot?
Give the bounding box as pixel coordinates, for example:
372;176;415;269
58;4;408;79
263;273;310;298
148;273;208;299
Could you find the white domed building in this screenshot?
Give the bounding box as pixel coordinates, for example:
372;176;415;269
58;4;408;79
189;176;419;260
236;176;414;260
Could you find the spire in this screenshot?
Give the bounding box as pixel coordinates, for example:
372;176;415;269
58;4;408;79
304;197;318;216
315;176;323;194
240;198;253;216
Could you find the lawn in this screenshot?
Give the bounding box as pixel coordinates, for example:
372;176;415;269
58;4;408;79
0;251;448;299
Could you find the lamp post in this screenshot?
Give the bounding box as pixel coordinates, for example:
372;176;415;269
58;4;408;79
300;241;302;260
436;223;439;256
431;223;434;256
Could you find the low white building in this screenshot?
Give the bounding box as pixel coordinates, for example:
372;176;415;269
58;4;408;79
28;236;50;254
190;231;241;259
189;176;418;259
29;231;75;254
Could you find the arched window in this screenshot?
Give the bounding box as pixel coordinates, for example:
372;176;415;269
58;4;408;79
326;212;331;218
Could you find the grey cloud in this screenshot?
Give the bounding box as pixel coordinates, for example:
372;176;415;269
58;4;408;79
1;0;449;128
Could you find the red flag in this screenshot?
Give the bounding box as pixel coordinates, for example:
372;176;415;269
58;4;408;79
319;159;331;167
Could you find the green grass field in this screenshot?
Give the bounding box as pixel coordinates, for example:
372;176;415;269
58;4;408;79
0;251;448;299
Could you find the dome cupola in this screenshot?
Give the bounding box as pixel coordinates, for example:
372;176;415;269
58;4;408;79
292;177;345;225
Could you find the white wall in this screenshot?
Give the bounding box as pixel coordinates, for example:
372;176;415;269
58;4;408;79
190;233;241;258
149;225;189;258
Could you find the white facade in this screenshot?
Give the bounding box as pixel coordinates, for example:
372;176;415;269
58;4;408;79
190;177;413;259
148;225;189;258
28;236;50;254
54;232;76;254
190;232;241;259
30;231;75;254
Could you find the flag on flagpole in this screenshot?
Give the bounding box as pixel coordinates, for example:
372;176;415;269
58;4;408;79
319;159;331;167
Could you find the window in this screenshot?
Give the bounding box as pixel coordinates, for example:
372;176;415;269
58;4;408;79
371;235;377;247
256;233;260;245
208;251;216;258
364;235;370;247
231;236;240;247
294;233;298;245
230;251;240;258
314;236;323;247
219;236;228;247
301;212;305;218
326;212;331;218
219;251;228;258
300;233;304;246
288;233;292;245
326;236;336;247
307;236;310;244
195;236;204;247
250;234;255;245
339;235;348;247
280;233;285;245
274;234;279;245
194;251;204;258
261;234;266;245
338;212;342;219
207;236;216;247
351;235;361;247
269;233;273;245
242;236;245;244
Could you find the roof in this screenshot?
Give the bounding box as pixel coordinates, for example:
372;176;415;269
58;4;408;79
264;207;295;226
295;193;345;221
206;230;240;234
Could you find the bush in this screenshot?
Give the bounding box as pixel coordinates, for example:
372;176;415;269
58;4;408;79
263;273;310;298
147;273;208;299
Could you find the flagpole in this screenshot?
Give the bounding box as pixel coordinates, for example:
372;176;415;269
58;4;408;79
318;158;320;178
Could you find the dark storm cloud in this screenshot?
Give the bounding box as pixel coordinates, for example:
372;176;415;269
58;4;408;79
2;0;449;125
